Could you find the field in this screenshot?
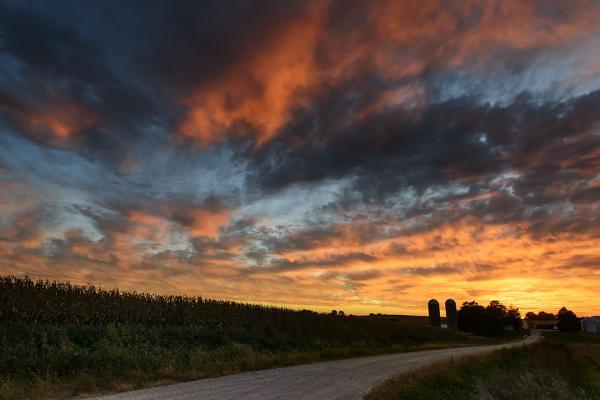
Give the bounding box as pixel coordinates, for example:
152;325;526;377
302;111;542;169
366;331;600;400
0;275;477;399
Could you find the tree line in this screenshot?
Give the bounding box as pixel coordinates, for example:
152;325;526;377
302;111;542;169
457;300;522;336
526;307;580;332
457;300;581;336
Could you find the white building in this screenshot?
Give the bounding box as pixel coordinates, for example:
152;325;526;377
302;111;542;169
580;316;600;333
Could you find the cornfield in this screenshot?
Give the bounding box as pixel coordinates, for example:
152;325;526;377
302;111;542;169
0;275;469;399
0;275;457;346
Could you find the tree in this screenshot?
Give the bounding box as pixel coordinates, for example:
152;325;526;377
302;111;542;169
525;311;537;319
485;300;507;334
505;306;522;330
458;300;520;336
458;301;486;335
557;307;579;332
524;311;556;321
538;311;556;320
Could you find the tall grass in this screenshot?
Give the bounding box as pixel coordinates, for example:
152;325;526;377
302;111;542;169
366;335;600;400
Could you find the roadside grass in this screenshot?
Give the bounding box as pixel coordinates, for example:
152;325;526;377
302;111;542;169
0;324;488;400
365;334;600;400
543;331;600;344
1;276;491;399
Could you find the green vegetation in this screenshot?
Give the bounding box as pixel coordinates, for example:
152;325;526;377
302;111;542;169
0;275;473;399
543;331;600;344
366;332;600;400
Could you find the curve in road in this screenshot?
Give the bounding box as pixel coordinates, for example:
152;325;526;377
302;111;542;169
92;332;540;400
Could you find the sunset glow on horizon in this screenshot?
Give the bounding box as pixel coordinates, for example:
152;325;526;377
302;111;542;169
0;0;599;316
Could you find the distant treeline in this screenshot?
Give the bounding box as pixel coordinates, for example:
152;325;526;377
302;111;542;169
525;311;557;320
457;300;581;335
525;308;580;331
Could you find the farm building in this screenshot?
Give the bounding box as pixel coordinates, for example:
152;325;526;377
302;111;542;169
580;317;600;333
522;319;558;330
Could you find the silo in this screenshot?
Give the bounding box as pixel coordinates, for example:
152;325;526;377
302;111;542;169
581;319;592;332
581;318;600;333
445;299;458;330
428;299;441;327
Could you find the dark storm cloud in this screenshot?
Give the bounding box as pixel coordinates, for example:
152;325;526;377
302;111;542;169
0;0;159;164
571;187;600;204
261;226;348;253
0;3;111;83
137;0;307;93
257;252;378;274
1;0;597;191
251;88;599;239
258;89;599;191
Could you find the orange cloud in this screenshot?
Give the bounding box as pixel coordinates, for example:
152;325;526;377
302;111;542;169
184;208;231;237
127;204;231;239
3;215;598;316
3;180;597;316
0;99;95;140
179;3;326;147
29;113;86;139
237;217;600;316
177;0;598;147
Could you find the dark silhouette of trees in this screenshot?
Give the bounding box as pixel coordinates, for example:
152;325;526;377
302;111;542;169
485;301;507;334
557;307;580;332
457;301;486;334
505;305;522;330
458;300;522;336
525;311;556;320
538;311;556;320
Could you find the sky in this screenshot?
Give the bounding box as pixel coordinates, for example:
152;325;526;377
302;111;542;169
0;0;599;316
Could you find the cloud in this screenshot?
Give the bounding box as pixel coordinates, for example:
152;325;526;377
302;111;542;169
0;0;599;315
344;269;383;281
398;265;460;277
0;0;157;151
165;0;599;147
264;251;378;273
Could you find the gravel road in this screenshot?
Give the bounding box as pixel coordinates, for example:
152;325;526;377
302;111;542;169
92;332;539;400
